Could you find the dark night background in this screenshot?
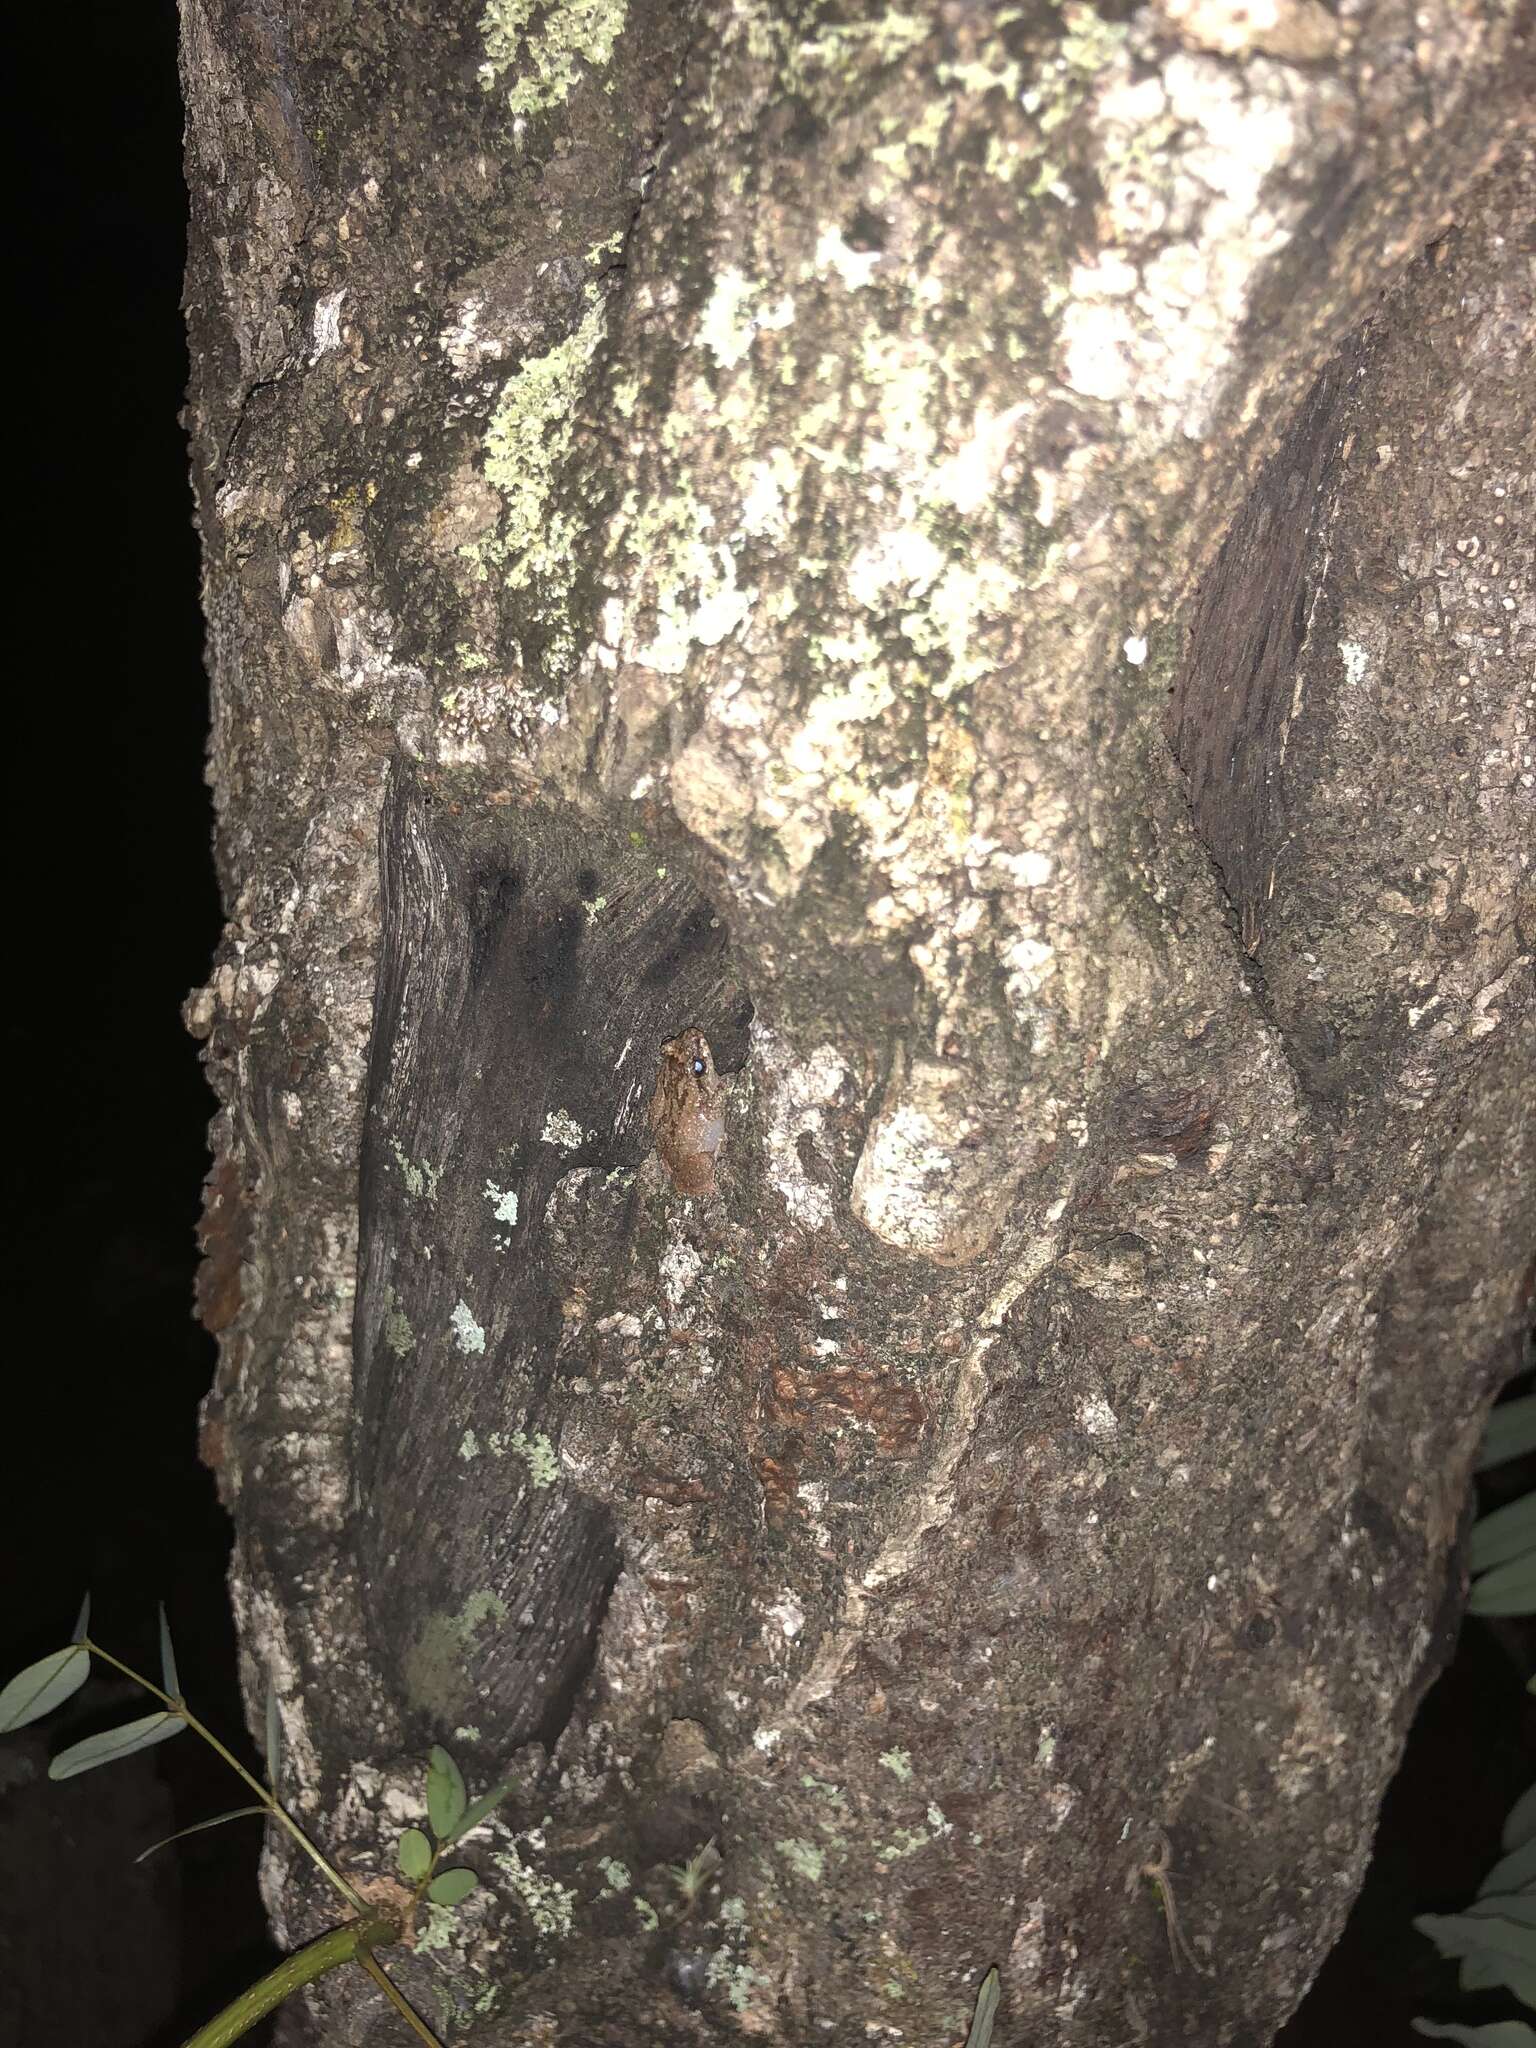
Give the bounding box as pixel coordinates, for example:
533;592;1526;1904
2;5;1528;2045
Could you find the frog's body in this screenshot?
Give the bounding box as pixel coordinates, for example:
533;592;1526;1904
649;1027;725;1196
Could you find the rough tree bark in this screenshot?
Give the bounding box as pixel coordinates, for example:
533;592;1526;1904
179;2;1534;2042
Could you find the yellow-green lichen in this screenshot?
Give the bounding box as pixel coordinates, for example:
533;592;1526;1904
939;52;1024;97
384;1291;415;1357
478;0;628;118
795;11;930;70
389;1138;442;1202
1058;3;1129;78
326;481;376;553
473;293;609;677
1029;2;1130;136
878;1748;914;1781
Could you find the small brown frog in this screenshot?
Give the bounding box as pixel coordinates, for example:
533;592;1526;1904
649;1027;726;1196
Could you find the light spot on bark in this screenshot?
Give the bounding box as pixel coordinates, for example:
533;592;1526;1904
851;1050;1015;1264
1159;0;1340;62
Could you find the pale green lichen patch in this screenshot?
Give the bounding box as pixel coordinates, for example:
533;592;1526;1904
875;1802;954;1864
494;1823;579;1942
596;1855;630;1895
389;1138;442;1202
876;1827;931;1864
414;1901;465;1955
878;1748;914;1781
484;1178;520;1229
504;1430;560;1488
478;0;627;118
775;1838;825;1883
473;1427;560;1489
541;1107;587;1151
706;1952;766;2013
451;1300;487;1354
402;1590;509;1721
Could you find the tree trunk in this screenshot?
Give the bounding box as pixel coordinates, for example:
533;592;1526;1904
179;3;1534;2042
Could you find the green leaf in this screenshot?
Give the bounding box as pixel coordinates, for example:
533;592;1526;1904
71;1592;92;1644
1470;1494;1536;1574
427;1747;468;1842
1479;1397;1536;1471
1417;1910;1536;1965
0;1646;90;1732
1418;1907;1536;2007
1459;1946;1536;2007
1480;1830;1536;1899
1469;1553;1536;1618
49;1712;186;1779
158;1603;181;1700
965;1967;1000;2048
1505;1785;1536;1855
398;1828;432;1882
427;1867;477;1907
1465;1895;1536;1932
1412;2022;1536;2045
136;1805;268;1863
441;1777;515;1848
264;1678;281;1790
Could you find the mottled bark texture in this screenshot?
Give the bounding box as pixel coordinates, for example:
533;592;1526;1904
180;1;1534;2041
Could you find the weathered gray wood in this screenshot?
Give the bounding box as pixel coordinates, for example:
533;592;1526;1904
355;766;750;1754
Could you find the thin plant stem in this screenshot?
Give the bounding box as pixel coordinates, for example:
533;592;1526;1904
83;1638;370;1916
356;1941;444;2046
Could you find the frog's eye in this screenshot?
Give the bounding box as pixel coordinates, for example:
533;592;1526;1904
692;1056;707;1076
